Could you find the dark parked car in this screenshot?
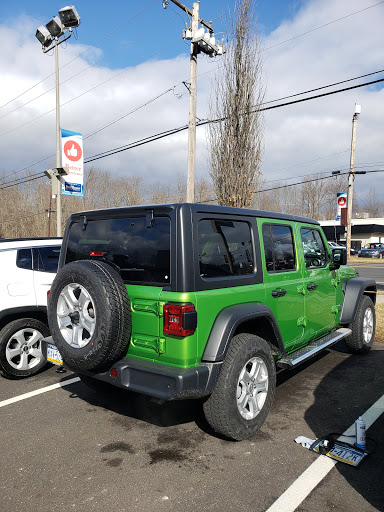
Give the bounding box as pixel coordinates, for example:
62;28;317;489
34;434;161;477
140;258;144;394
358;243;384;259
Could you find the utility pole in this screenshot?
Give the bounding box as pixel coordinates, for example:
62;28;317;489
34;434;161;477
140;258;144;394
346;104;361;258
162;0;224;203
187;2;199;203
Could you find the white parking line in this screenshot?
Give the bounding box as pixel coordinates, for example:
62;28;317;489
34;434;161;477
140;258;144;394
0;377;80;409
266;393;384;512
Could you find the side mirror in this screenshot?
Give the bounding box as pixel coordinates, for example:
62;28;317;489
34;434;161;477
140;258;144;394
329;247;347;270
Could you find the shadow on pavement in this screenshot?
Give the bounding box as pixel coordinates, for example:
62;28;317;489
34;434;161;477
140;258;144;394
60;376;208;430
304;344;384;510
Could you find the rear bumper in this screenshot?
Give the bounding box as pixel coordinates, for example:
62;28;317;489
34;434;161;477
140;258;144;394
42;337;221;401
85;357;222;400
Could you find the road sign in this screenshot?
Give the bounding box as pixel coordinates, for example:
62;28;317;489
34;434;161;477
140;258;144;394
61;129;84;197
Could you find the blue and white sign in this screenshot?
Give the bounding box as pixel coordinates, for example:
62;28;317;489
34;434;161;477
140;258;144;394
61;129;84;197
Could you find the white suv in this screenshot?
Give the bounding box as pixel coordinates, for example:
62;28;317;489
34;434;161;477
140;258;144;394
0;238;61;379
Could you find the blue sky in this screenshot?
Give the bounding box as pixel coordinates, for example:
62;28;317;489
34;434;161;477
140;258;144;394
1;0;384;209
3;0;302;68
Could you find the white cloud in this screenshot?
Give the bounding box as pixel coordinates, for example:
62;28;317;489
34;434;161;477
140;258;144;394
0;0;383;205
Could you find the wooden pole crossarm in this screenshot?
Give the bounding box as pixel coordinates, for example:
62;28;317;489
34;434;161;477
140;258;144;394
169;0;213;31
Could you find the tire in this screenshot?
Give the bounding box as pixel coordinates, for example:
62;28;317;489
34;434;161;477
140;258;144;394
345;295;375;355
0;318;49;379
48;260;131;372
203;333;276;441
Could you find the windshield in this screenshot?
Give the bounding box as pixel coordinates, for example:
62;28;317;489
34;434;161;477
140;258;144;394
65;216;171;285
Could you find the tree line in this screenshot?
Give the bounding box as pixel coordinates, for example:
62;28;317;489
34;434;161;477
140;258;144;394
0;166;381;239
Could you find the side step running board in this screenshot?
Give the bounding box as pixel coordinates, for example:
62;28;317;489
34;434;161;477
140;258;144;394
276;328;352;369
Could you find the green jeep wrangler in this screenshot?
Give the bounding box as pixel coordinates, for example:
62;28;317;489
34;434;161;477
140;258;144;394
47;203;376;440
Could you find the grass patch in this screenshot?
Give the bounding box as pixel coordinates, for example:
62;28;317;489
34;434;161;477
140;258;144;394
348;256;384;265
376;302;384;343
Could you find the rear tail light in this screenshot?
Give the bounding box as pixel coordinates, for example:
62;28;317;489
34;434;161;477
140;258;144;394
163;303;197;336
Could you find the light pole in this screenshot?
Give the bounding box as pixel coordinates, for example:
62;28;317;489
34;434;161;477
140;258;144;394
346;104;361;258
36;6;80;237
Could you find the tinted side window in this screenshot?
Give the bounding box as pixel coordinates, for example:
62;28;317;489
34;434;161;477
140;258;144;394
301;228;328;268
16;249;32;270
262;224;295;272
198;219;254;278
33;246;61;273
66;217;170;285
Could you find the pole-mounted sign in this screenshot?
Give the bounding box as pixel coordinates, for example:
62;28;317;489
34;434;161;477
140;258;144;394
336;192;347;223
61;129;84;196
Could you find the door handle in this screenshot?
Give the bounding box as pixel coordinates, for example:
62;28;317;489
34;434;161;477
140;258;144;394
272;289;287;298
307;283;318;291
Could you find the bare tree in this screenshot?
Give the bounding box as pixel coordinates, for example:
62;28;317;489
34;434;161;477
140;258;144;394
357;188;384;218
208;0;264;208
252;173;350;219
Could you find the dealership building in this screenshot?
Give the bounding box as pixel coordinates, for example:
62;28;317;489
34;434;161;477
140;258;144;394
319;218;384;251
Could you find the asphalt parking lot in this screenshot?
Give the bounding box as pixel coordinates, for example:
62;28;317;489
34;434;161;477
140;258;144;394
1;340;383;512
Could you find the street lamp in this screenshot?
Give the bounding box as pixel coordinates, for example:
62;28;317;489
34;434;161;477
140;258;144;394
35;5;80;237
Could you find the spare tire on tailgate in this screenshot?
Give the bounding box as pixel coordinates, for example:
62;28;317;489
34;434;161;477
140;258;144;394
48;260;131;372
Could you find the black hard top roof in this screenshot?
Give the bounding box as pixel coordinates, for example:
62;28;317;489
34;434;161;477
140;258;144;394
68;203;320;226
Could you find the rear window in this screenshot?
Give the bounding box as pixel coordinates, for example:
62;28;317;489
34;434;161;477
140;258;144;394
198;219;254;278
65;216;170;285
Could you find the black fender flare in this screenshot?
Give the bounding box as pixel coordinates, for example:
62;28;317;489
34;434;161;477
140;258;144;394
201;303;284;363
340;277;377;324
0;306;47;320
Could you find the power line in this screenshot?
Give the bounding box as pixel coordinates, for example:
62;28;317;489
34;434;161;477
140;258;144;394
0;155;55;185
83;76;384;163
3;73;384;187
264;0;384;52
0;0;161;112
0;12;178;122
0;39;180;139
187;2;384;87
262;69;384;107
83;88;175;139
254;169;384;194
265;150;350;177
0;173;46;191
3;0;383;132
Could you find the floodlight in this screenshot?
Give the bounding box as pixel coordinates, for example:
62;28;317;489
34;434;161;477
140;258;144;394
355;104;361;115
58;5;81;28
56;166;69;176
35;25;53;47
46;16;66;38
